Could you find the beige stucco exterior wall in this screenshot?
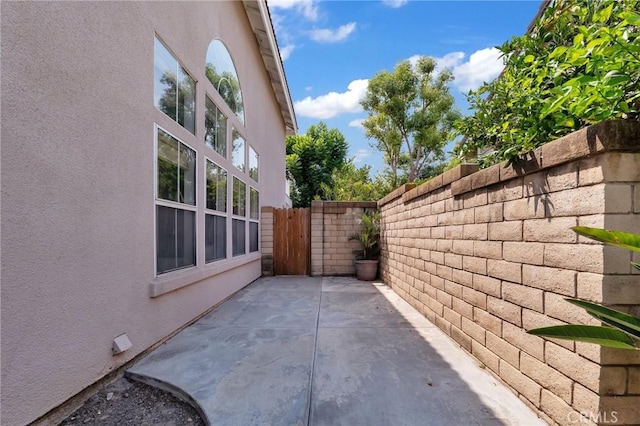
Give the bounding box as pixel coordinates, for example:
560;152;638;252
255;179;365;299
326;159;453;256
378;121;640;425
1;2;289;425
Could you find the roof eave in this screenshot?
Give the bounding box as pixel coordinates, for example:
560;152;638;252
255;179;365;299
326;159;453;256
242;0;298;136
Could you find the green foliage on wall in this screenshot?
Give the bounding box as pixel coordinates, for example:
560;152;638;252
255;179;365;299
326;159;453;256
320;162;383;202
455;0;640;167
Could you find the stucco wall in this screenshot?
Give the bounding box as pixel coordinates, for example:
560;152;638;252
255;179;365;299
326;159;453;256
378;120;640;425
1;2;288;425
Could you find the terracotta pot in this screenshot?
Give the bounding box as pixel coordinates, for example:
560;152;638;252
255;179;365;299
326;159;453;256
355;259;379;281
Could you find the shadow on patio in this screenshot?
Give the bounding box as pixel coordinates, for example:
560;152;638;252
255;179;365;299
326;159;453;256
127;276;545;425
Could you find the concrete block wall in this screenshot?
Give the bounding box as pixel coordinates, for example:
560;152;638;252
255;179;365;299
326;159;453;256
310;201;378;276
378;120;640;425
261;206;275;275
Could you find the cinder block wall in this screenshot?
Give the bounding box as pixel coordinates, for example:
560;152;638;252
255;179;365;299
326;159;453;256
261;206;275;275
378;120;640;425
311;201;378;276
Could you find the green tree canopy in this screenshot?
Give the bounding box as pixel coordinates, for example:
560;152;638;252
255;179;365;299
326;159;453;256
361;56;460;186
455;0;640;167
286;122;348;207
320;161;383;202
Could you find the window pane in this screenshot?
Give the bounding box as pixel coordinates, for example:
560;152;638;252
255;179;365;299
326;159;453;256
249;222;259;253
232;130;245;171
157;129;179;202
250;188;259;220
232;219;246;256
206;160;227;212
157;206;196;274
154;37;195;134
177;65;196;135
176;209;196;269
154;38;177;121
179;143;196;206
205;214;226;262
249;146;259;182
156;205;177;273
205;40;245;124
233;177;246;216
205;97;227;157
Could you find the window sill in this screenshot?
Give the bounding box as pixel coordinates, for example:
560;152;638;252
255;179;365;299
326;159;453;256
149;252;261;298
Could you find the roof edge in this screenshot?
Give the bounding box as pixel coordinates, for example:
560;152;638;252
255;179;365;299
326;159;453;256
243;0;298;135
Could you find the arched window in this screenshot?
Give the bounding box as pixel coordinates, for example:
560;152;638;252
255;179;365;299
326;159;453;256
205;40;244;124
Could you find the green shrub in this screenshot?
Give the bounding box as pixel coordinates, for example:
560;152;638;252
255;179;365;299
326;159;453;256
455;0;640;167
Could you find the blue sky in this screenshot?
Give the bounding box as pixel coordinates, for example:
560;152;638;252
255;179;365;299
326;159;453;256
268;0;542;175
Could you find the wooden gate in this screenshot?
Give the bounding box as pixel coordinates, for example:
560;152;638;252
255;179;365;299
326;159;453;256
274;208;310;275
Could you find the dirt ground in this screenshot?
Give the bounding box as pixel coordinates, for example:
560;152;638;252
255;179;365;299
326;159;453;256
58;377;205;426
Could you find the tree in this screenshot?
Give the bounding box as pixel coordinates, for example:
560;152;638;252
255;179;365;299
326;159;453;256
455;0;640;167
364;114;403;189
320;161;382;202
361;56;460;184
286;122;348;207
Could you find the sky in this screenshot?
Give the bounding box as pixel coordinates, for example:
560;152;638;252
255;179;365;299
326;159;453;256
267;0;543;175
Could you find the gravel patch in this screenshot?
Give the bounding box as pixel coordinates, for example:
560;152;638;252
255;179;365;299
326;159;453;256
59;377;205;426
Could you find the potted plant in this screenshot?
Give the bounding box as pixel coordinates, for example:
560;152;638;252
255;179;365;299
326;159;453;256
349;210;381;281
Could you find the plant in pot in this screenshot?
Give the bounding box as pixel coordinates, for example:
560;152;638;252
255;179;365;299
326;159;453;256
349;210;381;281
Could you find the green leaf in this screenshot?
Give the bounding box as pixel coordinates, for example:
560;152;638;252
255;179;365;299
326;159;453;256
597;315;640;339
597;3;614;23
619;101;631;114
572;227;640;253
524;55;535;63
633;262;640;272
566;298;640;334
540;90;572;118
561;117;575;127
620;11;640;27
527;325;638;350
549;46;568;60
603;70;630;86
586;38;607;50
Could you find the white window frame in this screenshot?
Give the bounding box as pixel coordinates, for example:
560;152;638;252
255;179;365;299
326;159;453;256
154;35;197;135
154;124;198;276
204;157;228;263
249;187;260;253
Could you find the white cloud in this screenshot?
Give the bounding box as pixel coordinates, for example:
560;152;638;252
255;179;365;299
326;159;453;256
435;51;466;71
434;47;504;92
268;0;318;21
382;0;408;8
279;44;295;61
294;79;369;119
305;86;313;91
349;119;364;129
309;22;357;43
408;52;465;72
354;149;373;163
452;48;504;92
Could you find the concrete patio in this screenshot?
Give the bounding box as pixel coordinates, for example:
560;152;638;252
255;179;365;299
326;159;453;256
127;276;545;425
